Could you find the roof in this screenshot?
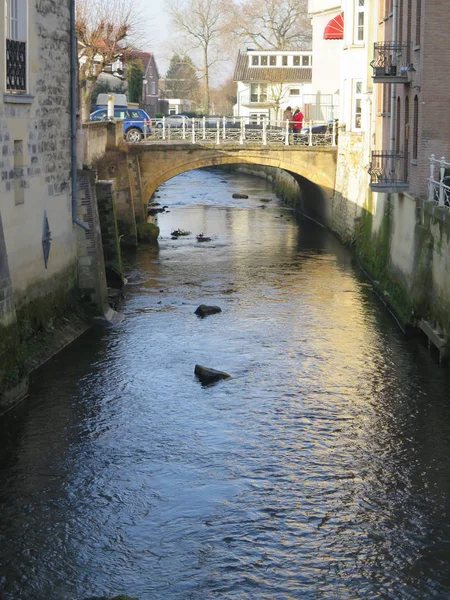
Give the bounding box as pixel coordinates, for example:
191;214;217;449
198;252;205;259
324;13;344;40
133;51;160;78
233;51;312;83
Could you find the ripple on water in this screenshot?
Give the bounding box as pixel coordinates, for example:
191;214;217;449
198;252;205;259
1;169;450;600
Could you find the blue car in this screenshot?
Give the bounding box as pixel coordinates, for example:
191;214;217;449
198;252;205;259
90;107;152;142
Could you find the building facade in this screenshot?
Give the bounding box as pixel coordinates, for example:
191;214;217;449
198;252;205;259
233;50;313;123
135;52;161;117
0;0;84;402
308;0;342;120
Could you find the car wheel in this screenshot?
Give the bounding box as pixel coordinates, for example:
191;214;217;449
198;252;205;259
126;128;142;143
156;122;163;128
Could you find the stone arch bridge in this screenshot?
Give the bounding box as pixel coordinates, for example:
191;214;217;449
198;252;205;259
97;142;338;244
132;143;337;203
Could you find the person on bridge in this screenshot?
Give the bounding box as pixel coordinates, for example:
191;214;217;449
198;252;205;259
292;107;304;144
283;106;293;131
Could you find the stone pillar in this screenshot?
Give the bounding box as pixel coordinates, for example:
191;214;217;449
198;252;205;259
96;180;124;288
97;152;138;246
76;170;110;314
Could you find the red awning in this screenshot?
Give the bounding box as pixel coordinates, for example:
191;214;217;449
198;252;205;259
324;13;344;40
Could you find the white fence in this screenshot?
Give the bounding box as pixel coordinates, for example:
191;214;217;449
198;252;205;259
141;116;337;147
428;155;450;207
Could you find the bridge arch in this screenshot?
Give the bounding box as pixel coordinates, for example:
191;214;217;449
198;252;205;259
131;144;337;217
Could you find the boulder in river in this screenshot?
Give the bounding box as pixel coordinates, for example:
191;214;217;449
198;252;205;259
195;304;222;317
232;193;249;199
194;364;231;386
196;233;212;242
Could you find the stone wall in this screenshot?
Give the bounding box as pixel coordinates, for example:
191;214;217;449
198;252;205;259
96;180;124;285
332;131;368;241
76;171;110;313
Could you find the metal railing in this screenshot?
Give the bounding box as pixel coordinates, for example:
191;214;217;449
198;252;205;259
370;42;411;81
428;155;450;207
6;39;26;92
142;116;338;147
368;151;408;187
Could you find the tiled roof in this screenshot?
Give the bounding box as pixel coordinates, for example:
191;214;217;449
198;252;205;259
233;51;312;83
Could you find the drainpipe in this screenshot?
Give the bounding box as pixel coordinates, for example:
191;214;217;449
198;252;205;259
389;0;398;160
70;0;90;231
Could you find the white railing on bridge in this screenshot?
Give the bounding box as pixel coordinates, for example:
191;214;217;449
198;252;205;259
428;155;450;207
141;116;337;147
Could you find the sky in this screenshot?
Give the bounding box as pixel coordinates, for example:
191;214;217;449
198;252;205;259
135;0;172;75
133;0;236;84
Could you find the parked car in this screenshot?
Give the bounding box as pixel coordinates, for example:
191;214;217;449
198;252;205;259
90;108;152;142
296;119;338;145
154;115;192;129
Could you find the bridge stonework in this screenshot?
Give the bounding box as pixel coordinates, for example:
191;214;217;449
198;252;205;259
129;144;338;209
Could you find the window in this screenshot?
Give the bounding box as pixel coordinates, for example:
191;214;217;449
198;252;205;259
6;0;27;92
250;83;267;102
395;97;401;153
413;95;419;159
293;56;300;66
151;81;156;95
269;55;276;66
282;55;288;66
406;0;412;61
127;110;142;119
261;55;268;66
252;55;258;66
353;80;363;129
416;0;421;45
355;0;365;42
290;88;300;96
302;55;311;66
91;109;107;121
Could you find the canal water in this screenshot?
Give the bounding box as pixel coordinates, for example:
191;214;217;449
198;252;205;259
1;168;450;600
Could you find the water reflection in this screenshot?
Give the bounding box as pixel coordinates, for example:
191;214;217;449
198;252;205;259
1;168;450;599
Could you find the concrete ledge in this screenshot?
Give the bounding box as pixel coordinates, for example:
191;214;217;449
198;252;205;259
419;319;448;356
3;93;34;104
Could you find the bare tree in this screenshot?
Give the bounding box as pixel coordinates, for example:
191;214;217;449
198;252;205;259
167;0;231;113
230;0;311;50
76;0;141;121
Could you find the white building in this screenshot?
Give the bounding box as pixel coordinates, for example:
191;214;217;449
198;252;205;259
232;50;313;123
307;0;343;120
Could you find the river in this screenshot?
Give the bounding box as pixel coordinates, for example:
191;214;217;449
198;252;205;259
1;168;450;600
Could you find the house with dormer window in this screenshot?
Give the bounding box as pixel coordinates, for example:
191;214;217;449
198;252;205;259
233;49;313;123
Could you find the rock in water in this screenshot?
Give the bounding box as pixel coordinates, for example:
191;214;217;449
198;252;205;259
194;304;222;317
194;365;231;386
232;193;249;199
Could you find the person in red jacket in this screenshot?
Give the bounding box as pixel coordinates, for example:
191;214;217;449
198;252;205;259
292;107;304;144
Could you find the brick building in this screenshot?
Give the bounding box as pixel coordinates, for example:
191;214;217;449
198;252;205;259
370;0;450;198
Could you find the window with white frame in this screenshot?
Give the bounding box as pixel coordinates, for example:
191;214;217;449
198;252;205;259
250;83;267;103
269;55;276;66
252;55;259;66
355;0;365;42
290;88;300;96
6;0;27;92
353;80;363;129
302;55;311;66
282;55;288;66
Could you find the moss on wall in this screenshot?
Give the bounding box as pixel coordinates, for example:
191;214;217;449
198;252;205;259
136;219;160;244
354;199;414;327
0;263;89;403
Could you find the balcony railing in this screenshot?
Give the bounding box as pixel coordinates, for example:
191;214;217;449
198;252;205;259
370;42;411;83
6;39;26;92
368;151;408;190
428;155;450;207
